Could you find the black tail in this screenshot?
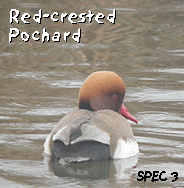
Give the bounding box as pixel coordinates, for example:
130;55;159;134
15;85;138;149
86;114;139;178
52;140;110;163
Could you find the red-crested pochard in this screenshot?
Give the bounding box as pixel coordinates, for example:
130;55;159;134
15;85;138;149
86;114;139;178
44;71;138;162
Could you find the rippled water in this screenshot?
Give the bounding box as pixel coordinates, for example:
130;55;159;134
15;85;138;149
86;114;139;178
0;0;184;187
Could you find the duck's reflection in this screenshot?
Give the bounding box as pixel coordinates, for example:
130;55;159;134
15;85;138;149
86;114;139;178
44;154;139;180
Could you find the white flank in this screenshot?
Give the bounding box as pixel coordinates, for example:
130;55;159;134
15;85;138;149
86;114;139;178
113;139;139;159
44;133;52;156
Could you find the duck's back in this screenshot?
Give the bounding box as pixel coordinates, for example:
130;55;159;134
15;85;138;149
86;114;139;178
44;109;138;162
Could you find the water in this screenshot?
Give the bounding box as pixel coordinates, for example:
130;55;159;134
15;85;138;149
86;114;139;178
0;0;184;187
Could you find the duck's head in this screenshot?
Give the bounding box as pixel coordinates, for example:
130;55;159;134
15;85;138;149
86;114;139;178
79;71;138;124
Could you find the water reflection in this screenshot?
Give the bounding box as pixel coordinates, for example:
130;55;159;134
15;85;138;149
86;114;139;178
47;155;138;180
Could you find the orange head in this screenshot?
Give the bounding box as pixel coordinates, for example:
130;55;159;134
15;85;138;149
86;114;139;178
79;71;138;124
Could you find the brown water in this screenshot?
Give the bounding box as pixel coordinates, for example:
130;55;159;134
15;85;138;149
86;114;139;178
0;0;184;187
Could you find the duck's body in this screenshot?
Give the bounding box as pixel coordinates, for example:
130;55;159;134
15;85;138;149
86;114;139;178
44;71;138;162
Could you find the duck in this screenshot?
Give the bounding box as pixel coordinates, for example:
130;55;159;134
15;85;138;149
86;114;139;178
44;71;138;163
